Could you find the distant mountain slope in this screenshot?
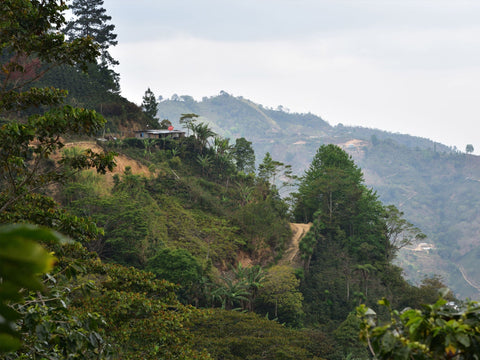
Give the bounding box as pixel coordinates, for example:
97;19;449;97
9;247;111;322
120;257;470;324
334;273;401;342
158;92;328;144
157;92;480;299
157;92;450;173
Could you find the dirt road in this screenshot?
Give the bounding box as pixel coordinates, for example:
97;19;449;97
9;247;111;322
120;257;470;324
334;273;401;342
458;265;480;294
279;223;312;266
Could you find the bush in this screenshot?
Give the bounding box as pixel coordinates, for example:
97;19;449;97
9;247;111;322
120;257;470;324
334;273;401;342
122;137;145;148
190;309;332;360
146;248;203;302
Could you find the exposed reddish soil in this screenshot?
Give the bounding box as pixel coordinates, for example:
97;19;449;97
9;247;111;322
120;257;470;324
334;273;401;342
62;141;152;187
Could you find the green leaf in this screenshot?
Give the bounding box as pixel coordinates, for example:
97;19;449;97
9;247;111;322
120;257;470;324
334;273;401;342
394;346;411;360
456;333;471;347
0;333;22;353
0;225;60;290
381;332;397;352
0;224;63;353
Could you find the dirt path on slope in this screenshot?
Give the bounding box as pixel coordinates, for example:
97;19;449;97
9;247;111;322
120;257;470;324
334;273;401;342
279;223;312;266
458;265;480;293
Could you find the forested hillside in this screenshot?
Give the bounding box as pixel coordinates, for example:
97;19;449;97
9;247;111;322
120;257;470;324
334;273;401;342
2;1;480;359
157;93;480;299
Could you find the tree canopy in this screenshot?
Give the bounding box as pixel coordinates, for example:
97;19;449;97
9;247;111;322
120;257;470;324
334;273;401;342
63;0;120;92
0;1;116;355
141;87;159;122
233;137;255;174
295;145;422;326
0;0;116;213
359;295;480;360
1;0;98;114
293;144;363;223
64;0;118;67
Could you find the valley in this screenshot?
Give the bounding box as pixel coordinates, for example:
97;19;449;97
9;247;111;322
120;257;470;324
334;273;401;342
157;93;480;299
3;1;480;358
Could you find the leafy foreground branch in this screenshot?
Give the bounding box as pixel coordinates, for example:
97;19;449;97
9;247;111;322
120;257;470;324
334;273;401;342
1;0;118;212
0;224;63;352
0;223;213;359
0;106;117;213
358;294;480;359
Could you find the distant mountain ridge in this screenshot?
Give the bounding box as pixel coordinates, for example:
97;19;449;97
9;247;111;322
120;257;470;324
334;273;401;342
157;92;480;299
157;92;452;172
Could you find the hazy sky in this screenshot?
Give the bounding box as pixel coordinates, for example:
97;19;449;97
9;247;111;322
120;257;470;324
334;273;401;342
103;0;480;152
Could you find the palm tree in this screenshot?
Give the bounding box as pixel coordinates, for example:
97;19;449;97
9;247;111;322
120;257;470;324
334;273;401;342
212;276;249;310
142;138;156;159
230;263;265;311
191;122;216;153
236;181;254;206
213;136;236;179
213;136;234;159
196;154;212;176
244;265;265;311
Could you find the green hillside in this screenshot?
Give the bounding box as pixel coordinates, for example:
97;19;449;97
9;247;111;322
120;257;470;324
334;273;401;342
157;92;480;299
3;1;479;358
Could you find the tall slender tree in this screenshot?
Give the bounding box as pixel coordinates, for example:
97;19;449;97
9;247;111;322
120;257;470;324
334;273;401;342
64;0;120;91
233;137;255;174
384;204;426;261
258;152;293;191
179;113;199;136
141;87;159;121
64;0;118;66
192;122;216;153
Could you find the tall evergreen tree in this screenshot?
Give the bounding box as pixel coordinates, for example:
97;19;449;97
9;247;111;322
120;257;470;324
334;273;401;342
141;87;159;120
295;145;387;264
64;0;120;92
296;145;392;324
258;152;292;186
65;0;118;66
293;144;364;223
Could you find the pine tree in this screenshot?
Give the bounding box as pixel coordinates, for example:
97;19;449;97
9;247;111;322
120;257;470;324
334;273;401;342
141;87;159;120
64;0;120;92
65;0;118;66
293;144;363;223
